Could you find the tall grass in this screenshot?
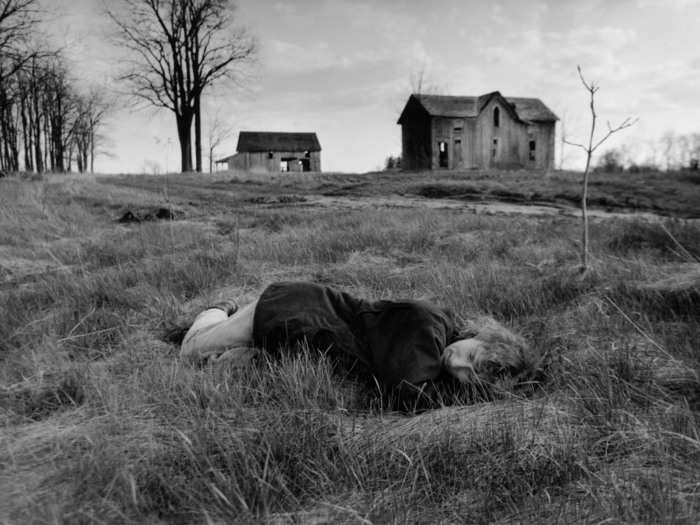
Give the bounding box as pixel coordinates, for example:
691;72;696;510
1;175;698;523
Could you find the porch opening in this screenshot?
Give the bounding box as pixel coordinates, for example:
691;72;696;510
529;140;536;161
491;138;499;160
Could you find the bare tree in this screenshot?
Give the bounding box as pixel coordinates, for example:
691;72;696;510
0;0;39;80
73;88;112;173
184;1;254;172
43;57;77;172
108;0;254;173
660;130;676;171
409;64;441;95
564;66;636;272
206;112;232;173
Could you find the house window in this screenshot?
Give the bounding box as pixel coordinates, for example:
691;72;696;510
529;140;536;161
491;138;499;160
280;160;288;172
454;126;463;134
267;151;274;159
493;106;500;127
438;141;448;167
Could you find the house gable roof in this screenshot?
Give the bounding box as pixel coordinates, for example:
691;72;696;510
505;97;559;122
398;92;558;123
236;131;321;153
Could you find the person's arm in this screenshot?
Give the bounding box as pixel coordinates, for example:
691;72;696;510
180;300;258;365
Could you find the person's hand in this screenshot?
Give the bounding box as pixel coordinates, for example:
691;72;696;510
209;346;259;366
207;299;239;316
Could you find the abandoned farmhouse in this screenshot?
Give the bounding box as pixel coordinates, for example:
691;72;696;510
398;92;558;170
218;132;322;173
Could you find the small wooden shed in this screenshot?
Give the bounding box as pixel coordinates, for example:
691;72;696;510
217;131;322;173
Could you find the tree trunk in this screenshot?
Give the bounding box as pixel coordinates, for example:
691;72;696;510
176;112;194;173
209;145;213;173
194;94;202;172
32;91;43;172
67;141;73;172
20;93;32;171
90;129;95;173
581;159;591;271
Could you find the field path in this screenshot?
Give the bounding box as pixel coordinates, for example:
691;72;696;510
284;194;695;223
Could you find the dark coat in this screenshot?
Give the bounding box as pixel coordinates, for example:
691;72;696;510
252;282;459;388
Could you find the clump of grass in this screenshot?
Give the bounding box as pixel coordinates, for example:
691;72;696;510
605;219;700;261
2;368;85;423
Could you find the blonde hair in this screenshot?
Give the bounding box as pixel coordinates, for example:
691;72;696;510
459;316;536;380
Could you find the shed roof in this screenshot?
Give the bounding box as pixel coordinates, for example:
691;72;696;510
236;131;321;153
400;92;558;122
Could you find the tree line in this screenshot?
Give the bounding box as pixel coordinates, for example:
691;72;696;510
0;0;253;175
596;132;700;173
0;0;110;174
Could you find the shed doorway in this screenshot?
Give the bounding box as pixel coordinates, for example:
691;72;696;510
438;141;448;168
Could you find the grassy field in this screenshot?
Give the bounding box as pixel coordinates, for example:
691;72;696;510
1;169;699;524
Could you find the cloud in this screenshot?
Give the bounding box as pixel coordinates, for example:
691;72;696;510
637;0;700;8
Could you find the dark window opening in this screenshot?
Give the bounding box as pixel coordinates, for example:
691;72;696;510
267;151;274;159
493;106;500;127
454;126;463;134
453;138;463;166
304;150;311;158
491;138;498;160
529;140;536;161
438;141;448;167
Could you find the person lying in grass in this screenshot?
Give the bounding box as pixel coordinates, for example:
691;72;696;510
180;281;536;400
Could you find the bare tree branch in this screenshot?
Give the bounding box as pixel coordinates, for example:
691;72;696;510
108;0;255;173
567;65;637;272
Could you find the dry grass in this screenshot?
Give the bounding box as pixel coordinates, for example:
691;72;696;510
0;170;699;524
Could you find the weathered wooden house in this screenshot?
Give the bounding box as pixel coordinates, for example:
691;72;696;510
217;131;321;172
398;92;558;170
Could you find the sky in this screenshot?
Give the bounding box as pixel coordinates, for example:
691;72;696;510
43;0;700;173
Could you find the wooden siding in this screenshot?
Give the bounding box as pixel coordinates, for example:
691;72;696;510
525;122;556;170
400;99;432;170
227;151;321;172
400;100;556;170
476;98;525;168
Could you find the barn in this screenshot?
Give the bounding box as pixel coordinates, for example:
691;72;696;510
217;131;322;173
398;92;558;170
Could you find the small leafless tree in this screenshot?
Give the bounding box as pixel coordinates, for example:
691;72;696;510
564;66;636;272
206;112;233;173
409;64;442;95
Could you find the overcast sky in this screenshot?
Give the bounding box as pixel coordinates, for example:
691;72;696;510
45;0;700;173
